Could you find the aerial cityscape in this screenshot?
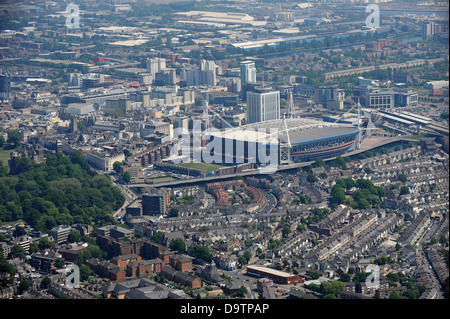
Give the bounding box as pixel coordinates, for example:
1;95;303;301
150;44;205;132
0;0;448;305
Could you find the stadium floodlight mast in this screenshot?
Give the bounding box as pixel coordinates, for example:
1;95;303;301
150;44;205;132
332;99;378;150
202;100;233;131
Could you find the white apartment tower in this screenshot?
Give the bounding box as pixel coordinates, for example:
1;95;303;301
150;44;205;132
184;59;217;86
246;87;280;124
147;57;167;74
240;60;256;91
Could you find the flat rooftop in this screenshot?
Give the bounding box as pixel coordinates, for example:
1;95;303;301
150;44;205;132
247;265;296;278
209;118;358;145
284;126;359;145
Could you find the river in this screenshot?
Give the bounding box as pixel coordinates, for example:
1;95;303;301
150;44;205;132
262;35;424;60
333;8;449;18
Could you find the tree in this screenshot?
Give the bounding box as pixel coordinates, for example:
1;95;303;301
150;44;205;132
75;245;107;266
352;272;371;284
152;231;163;244
390;291;408;299
313;159;327;168
343;178;356;191
0;161;7;177
234;285;248;298
6;130;20;148
79;265;94;281
9;156;34;174
296;224;306;232
38;238;54;250
339;273;352;282
0;151;125;230
398;174;407;183
69;150;90;171
307;174;318;184
379;147;389;155
282;225;291;237
238;255;248;267
113;161;123;175
18;278;31;293
40;276;52;289
356;179;374;189
54;258;65;269
320;281;346;298
387;273;400;283
169;207;179;218
243;251;252;263
0;260;15;278
357;198;371;209
123;171;131;183
330;185;346;205
311;272;321;280
169;238;186;252
67;229;81;243
189;245;212;263
400;186;410;195
10;244;27;259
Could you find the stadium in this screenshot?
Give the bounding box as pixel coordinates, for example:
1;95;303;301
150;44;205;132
206;117;360;165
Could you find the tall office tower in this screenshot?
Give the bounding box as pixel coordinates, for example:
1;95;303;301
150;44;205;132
184;67;199;87
70;116;78;133
142;188;171;216
200;59;217;86
0;73;11;101
422;22;436;37
218;77;241;93
246;87;280;124
314;86;345;110
240;61;256;91
146;57;167;74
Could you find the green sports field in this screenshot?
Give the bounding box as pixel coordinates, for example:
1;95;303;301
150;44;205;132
177;161;225;172
149;176;176;183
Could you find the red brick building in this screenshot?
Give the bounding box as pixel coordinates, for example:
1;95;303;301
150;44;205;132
161;265;201;289
111;254;142;269
169;254;193;272
246;265;302;285
126;258;164;277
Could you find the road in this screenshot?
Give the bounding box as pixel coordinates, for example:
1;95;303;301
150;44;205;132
262;190;277;213
222;266;259;299
417;248;445;299
127;136;417;189
416;218;445;299
110;175;138;219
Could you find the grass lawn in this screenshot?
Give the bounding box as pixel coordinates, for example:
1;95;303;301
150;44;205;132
0;219;25;227
177;161;224;172
0;149;12;166
149;176;175;183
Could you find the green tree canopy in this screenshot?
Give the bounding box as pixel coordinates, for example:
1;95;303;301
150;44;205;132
169;238;186;252
189;245;212;263
320;281;346;298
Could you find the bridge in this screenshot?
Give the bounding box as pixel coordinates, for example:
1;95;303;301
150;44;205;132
126;136;418;189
